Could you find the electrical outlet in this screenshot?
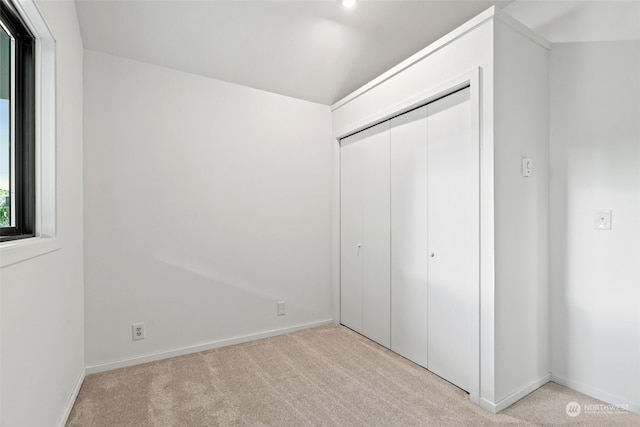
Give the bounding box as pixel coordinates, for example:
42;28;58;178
277;301;285;316
132;323;145;341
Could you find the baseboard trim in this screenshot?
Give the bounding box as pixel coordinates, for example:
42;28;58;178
551;374;640;415
85;319;334;375
58;367;85;427
480;373;551;413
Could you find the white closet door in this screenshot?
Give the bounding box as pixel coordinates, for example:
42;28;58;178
390;105;429;366
426;87;474;392
340;132;364;334
361;122;391;348
340;122;391;347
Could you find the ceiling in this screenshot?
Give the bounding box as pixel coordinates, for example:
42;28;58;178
74;0;640;106
75;0;511;105
503;0;640;43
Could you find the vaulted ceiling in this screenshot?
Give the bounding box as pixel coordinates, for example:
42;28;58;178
75;0;511;105
74;0;640;105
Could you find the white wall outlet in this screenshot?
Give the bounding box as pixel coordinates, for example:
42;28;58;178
594;209;612;230
277;301;286;316
132;323;145;340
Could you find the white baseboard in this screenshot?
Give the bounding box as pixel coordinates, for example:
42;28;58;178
551;374;640;415
85;319;334;375
480;373;551;413
58;368;85;427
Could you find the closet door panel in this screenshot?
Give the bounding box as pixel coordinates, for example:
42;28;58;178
361;122;391;348
340;133;364;333
390;106;429;366
426;87;474;392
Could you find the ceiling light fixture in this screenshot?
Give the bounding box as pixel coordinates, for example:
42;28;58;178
341;0;357;8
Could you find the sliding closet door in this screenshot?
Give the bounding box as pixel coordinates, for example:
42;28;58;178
426;87;474;392
390;105;429;366
340;122;391;348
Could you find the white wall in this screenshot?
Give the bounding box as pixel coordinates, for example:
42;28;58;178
83;50;333;369
0;1;85;426
493;18;550;404
549;41;640;412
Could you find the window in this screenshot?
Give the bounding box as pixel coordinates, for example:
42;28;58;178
0;0;35;242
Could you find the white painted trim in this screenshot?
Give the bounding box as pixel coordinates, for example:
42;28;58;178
57;368;85;427
467;68;481;406
551;374;640;415
85;319;334;375
478;398;496;413
331;133;341;324
331;7;495;112
334;70;477;140
0;236;60;268
14;0;56;41
479;373;551;413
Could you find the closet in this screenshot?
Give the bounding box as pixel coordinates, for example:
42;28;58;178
334;6;550;411
340;87;474;392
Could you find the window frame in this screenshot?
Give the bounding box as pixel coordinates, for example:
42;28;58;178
0;0;36;242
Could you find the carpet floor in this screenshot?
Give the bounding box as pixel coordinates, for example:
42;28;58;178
67;325;640;426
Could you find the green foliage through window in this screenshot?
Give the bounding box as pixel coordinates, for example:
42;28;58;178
0;188;8;226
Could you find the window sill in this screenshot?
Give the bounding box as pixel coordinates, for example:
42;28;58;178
0;236;61;268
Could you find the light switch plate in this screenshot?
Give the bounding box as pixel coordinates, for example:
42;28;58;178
594;210;612;230
522;158;532;177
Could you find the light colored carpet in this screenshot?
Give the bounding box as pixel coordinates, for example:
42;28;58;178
67;325;640;426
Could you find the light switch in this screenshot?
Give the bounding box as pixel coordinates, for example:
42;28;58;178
522;158;532;177
594;210;612;230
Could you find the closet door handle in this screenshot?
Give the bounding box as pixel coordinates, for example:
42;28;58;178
430;252;435;258
357;243;362;256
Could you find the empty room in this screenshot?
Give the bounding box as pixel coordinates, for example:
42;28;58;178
0;0;639;425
